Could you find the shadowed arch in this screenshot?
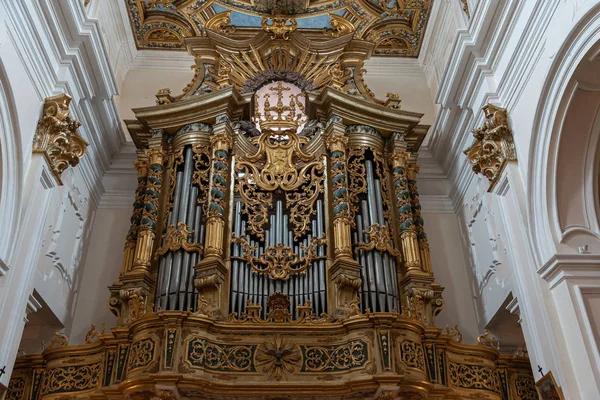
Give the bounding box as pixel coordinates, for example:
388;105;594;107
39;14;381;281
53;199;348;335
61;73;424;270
0;58;24;269
528;3;600;264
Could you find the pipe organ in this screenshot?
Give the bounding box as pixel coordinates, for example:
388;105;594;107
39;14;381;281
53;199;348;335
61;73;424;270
7;15;537;400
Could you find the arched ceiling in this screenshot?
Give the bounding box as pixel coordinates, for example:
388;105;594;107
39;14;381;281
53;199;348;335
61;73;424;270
125;0;433;56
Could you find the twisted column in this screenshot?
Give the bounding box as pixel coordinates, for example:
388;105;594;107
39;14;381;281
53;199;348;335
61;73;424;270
392;151;421;272
204;132;233;257
133;148;165;272
327;129;353;258
194;124;233;317
326;121;362;317
407;164;432;274
121;159;148;275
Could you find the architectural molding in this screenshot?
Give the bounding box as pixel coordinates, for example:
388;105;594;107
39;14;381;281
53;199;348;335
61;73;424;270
419;195;455;214
539;254;600;290
363;58;427;78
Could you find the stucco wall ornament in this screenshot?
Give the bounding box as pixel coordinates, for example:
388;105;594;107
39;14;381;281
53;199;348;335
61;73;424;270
33;93;88;184
463;104;516;191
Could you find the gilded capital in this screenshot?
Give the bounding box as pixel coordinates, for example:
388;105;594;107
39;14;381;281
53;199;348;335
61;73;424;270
326;131;348;153
407;163;420;180
463;104;517;191
134;160;149;178
210;132;233;152
392;151;410;168
33;93;88;184
146;148;165;166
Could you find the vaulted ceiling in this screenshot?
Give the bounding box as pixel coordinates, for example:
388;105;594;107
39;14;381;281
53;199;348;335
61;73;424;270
125;0;433;56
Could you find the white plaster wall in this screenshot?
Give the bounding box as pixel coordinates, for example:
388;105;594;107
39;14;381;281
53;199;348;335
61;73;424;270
69;207;132;344
363;58;437;125
117;68;196;122
423;211;480;344
457;175;514;327
33;168;93;328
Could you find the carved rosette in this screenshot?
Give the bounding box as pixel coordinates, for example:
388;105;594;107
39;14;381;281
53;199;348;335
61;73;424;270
122;159;149;275
392;151;420;271
133;148;165;271
463;104;517;191
33;93;88;184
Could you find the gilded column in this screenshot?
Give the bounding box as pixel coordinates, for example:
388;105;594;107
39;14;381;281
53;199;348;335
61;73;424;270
204;132;232;257
326;120;362;317
392;151;421;272
194;120;233;317
407;164;432;274
133;148;165;272
121;159;148;275
327;129;353;259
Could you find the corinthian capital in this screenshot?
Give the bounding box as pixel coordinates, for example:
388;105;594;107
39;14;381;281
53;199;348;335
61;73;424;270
33;93;88;184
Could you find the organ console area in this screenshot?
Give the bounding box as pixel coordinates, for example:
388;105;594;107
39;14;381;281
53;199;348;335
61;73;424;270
6;15;537;400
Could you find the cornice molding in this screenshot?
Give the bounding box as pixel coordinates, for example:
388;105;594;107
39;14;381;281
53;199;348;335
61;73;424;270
363;58;426;77
131;50;195;72
420;195;455;214
539;254;600;289
98;189;135;209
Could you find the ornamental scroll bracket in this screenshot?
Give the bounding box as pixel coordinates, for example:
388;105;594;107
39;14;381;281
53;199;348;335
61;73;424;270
154;222;204;259
463;104;517;191
355;224;401;257
33;93;88;184
231;234;326;280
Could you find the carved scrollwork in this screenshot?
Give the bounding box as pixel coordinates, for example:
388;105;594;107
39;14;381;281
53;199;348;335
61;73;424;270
285;163;325;240
477;330;500;350
300;338;369;372
347;146;367;215
444;324;463;343
261;16;297;40
192;144;212;214
324;14;355;37
154;222;204;259
44;332;69;350
187;337;256;372
205;10;236;34
228;295;332;324
463;104;516;191
355;224;401;256
236;128;323;240
231;234;326;280
33;93;88;184
39;362;101;396
447;362;502;394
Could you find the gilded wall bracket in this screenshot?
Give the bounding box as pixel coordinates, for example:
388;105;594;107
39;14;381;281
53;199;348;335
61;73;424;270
33;93;88;184
463;104;517;191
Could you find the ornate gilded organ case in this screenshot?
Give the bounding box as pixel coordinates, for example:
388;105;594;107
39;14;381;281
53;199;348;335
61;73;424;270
7;17;537;400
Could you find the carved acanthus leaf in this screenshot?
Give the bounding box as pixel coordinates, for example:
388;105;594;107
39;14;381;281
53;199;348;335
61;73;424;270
33;93;88;184
463;104;516;191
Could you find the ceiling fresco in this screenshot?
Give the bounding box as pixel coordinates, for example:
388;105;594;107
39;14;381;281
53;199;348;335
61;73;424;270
125;0;433;56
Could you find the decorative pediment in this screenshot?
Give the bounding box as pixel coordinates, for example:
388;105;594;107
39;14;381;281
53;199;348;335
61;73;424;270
32;93;88;184
463;104;517;191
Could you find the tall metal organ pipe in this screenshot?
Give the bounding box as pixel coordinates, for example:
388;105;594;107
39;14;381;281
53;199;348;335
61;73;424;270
347;128;401;313
229;196;327;319
155;144;207;311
